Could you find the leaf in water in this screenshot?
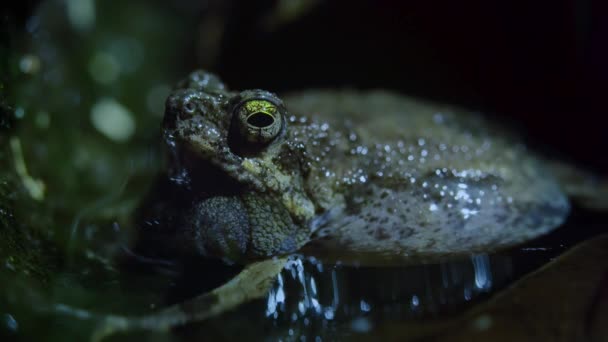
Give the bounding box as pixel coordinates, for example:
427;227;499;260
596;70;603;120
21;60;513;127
91;257;287;342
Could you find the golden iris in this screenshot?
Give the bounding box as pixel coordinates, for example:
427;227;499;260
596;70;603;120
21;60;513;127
236;100;282;144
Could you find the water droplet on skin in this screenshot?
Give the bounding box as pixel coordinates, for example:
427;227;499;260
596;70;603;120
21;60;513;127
460;208;478;219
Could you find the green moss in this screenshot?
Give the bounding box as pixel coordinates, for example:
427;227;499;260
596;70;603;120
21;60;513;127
0;140;60;282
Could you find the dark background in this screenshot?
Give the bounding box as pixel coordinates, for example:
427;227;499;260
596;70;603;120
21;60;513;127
2;0;607;173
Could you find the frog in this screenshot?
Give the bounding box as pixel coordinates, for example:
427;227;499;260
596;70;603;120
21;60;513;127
142;70;576;264
93;70;607;341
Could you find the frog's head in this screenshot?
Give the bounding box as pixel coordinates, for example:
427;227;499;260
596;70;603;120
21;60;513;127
162;70;313;262
164;70;286;163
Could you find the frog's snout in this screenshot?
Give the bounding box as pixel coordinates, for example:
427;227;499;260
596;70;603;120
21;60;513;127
165;89;217;122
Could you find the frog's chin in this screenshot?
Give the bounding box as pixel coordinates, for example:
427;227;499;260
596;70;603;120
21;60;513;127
191;196;251;262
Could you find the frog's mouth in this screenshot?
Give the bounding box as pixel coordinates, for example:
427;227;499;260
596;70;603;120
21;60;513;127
166;122;272;194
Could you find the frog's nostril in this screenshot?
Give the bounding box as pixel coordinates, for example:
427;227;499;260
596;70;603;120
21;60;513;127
184;101;197;114
247;112;275;128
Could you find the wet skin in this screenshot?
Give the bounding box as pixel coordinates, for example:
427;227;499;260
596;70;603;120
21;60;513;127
138;70;570;265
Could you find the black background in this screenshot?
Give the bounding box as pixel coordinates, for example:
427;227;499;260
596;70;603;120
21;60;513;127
2;0;607;173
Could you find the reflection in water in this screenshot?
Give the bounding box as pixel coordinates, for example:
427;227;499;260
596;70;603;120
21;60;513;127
472;254;492;290
262;253;509;339
2;314;18;333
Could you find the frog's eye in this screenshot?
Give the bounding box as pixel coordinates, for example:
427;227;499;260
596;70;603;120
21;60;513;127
234;99;283;144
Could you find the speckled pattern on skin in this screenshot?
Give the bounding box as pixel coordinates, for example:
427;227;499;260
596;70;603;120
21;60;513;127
155;70;570;263
283;91;569;260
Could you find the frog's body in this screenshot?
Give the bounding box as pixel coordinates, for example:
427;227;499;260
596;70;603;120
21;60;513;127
145;70;570;264
285;91;568;260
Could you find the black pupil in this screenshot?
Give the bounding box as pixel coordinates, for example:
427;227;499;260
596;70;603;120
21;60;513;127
247;112;274;128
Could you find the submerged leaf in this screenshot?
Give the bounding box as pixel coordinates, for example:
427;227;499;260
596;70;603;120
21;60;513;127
362;234;608;341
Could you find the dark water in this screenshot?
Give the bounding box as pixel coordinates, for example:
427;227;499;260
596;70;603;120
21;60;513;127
1;1;607;341
154;205;605;341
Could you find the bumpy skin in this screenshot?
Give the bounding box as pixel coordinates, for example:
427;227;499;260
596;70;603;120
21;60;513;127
147;70;569;264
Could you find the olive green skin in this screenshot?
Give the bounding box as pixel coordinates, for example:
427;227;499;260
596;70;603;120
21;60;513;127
156;70;569;264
